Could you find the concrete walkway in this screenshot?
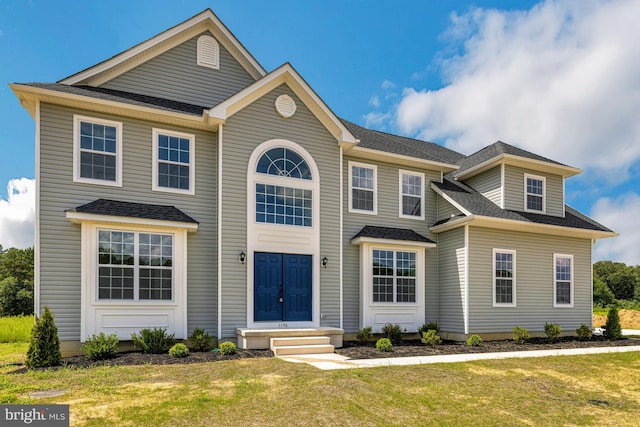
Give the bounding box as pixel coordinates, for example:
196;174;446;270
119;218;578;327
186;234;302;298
281;341;640;371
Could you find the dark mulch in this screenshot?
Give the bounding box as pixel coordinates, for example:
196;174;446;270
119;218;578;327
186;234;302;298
335;335;640;360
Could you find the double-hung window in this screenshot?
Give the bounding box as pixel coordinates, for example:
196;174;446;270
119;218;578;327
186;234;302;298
525;174;545;212
399;170;424;219
349;162;377;214
98;230;173;301
554;254;573;306
73;115;122;186
372;249;416;303
153;129;195;195
493;249;516;306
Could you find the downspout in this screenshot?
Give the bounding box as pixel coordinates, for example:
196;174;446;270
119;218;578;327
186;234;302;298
34;99;41;316
217;123;223;340
339;145;344;329
464;224;470;335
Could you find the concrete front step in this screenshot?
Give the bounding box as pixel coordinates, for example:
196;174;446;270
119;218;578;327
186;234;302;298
271;336;331;348
272;343;335;356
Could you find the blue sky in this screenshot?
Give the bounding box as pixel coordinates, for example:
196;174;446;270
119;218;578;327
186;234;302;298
1;0;638;264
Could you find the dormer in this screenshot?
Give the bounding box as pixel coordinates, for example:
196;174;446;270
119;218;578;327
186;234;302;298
452;141;581;218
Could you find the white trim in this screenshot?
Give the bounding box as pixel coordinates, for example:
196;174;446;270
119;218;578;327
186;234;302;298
339;146;344;329
524;173;546;213
553;253;574;308
197;34;219;70
352;236;436;248
246;139;321;328
429;182;472;216
349;146;458;174
34;100;41;315
562;176;566;217
152;128;196;195
73;115;122;187
217;123;223;340
399;170;425;220
492;248;516;307
453;153;581;181
66;211;198;232
464;224;469;335
500;163;505;209
348;161;377;215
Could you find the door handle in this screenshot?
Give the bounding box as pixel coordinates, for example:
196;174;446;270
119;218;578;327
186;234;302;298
279;288;283;303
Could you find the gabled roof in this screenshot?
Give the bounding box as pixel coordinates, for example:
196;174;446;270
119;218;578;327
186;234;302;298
453;141;582;180
431;177;615;239
351;226;436;247
70;199;198;223
59;9;266;86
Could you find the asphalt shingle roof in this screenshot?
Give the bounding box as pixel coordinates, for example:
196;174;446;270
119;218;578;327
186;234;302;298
432;177;612;232
72;199;198;223
19;83;207;116
352;225;435;243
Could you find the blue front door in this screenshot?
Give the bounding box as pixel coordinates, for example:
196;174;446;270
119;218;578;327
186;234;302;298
254;252;312;322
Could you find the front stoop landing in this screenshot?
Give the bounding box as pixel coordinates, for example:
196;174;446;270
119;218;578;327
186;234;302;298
270;336;335;356
236;327;343;351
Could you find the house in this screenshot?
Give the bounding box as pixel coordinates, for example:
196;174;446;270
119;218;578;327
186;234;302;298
11;9;615;355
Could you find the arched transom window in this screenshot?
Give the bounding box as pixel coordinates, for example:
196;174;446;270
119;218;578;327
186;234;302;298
256;147;312;180
255;147;313;227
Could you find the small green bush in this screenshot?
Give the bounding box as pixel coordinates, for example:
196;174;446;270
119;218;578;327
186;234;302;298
376;337;393;352
219;341;238;355
356;326;373;343
25;306;61;369
466;335;483;347
421;330;442;347
512;326;530;344
418;322;440;336
188;327;214;352
544;322;562;343
131;328;176;354
169;343;190;358
603;307;623;340
82;332;119;360
576;324;592;341
381;323;404;345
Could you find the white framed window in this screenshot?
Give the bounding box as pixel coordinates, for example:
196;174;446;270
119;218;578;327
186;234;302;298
399;170;424;220
349;161;377;214
197;35;219;70
554;254;573;307
98;230;174;301
152;129;195;195
372;249;417;303
73;115;122;186
525;173;545;213
493;249;516;306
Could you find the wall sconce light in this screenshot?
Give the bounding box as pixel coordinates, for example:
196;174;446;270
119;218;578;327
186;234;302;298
322;256;328;268
239;251;246;264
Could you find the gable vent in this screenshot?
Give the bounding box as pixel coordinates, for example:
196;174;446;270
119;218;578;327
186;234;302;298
197;35;219;70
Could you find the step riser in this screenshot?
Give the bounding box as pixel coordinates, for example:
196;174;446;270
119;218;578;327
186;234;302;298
271;337;331;347
273;344;335;356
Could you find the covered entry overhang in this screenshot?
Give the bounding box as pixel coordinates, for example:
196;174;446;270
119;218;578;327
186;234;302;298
352;226;436;334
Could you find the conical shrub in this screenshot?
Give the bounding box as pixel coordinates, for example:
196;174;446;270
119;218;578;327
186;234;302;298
25;306;61;368
603;307;623;340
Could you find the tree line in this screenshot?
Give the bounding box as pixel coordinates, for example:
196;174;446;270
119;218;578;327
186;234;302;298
0;245;34;316
593;260;640;308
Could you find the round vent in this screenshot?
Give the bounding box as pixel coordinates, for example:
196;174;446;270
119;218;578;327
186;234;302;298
275;94;297;118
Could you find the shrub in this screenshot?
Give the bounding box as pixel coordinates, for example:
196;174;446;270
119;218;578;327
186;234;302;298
25;306;61;369
418;322;440;336
381;323;404;345
356;326;373;343
0;277;34;316
512;326;530;344
603;307;623;340
82;332;119;360
421;330;442;347
576;324;592;341
544;322;562;343
376;338;393;352
188;327;214;352
219;341;238;355
466;335;483;347
169;343;190;358
131;328;176;354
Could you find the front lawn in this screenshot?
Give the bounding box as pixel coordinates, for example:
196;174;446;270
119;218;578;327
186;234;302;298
2;347;640;425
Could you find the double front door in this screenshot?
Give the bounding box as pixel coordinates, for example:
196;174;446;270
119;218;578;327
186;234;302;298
254;252;312;322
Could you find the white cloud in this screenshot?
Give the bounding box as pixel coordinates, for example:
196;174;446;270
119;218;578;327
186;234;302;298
0;178;35;249
591;192;640;266
395;0;640;181
368;95;380;108
381;80;396;90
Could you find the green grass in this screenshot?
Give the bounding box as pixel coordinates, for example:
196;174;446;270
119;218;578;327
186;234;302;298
2;347;640;425
594;307;609;317
0;315;33;343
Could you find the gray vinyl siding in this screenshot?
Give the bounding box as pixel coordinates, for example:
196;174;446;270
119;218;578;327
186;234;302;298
342;159;440;333
219;84;341;339
464;166;502;207
467;226;592;333
436;193;463;222
38;103;218;341
101;33;255;108
437;227;466;333
504;165;564;217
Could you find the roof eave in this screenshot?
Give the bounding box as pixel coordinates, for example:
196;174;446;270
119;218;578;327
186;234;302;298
454;154;582;180
348;146;459;173
351;236;436;248
66;211;199;232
